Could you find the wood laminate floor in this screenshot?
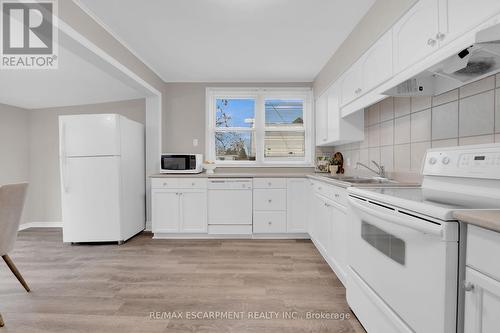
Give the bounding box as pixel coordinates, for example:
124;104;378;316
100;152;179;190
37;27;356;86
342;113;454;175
0;228;365;333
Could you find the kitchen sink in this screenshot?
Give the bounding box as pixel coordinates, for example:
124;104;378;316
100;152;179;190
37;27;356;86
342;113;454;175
321;175;399;184
340;177;397;184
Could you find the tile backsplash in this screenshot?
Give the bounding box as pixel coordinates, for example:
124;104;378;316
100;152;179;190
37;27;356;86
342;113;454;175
332;74;500;175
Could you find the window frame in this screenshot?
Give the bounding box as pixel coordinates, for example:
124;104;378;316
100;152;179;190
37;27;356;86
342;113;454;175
206;87;313;167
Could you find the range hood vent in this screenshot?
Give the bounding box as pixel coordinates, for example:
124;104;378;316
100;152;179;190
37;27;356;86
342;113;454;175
385;23;500;97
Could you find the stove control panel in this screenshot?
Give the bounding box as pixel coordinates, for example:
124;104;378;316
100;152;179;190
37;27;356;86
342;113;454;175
423;144;500;179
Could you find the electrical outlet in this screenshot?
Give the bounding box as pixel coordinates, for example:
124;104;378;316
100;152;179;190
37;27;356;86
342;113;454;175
193;139;199;147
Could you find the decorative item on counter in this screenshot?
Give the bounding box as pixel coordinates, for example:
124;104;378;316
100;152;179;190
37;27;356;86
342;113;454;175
315;156;331;173
330;152;344;174
203;161;216;174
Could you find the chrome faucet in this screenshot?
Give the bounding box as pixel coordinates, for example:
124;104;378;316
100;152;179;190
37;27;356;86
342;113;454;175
356;160;386;178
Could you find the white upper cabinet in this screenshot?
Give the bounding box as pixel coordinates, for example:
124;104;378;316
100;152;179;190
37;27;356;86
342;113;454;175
361;31;393;92
315;92;329;145
317;82;364;146
393;0;440;73
339;30;393;108
339;64;363;106
442;0;500;45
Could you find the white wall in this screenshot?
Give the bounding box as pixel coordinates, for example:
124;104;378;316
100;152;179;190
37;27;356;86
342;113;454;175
25;99;146;223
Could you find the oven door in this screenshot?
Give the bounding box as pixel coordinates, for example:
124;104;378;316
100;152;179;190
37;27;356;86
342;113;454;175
347;196;458;333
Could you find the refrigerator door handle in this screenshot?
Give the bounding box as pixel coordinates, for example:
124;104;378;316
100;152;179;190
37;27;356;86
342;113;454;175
61;122;69;193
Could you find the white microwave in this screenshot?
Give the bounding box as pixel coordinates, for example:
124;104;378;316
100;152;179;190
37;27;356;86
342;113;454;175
160;154;203;174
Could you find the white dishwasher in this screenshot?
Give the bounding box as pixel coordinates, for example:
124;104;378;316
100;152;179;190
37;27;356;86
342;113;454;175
207;178;253;235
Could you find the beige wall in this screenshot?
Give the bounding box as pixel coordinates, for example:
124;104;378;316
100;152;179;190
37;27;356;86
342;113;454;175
333;75;500;175
313;0;417;96
0;103;30;186
25;99;146;223
162;82;311;154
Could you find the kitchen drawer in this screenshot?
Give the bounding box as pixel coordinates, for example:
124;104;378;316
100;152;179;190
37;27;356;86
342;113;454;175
151;178;179;189
312;181;348;208
253;178;287;189
151;178;207;189
467;225;500;281
253;211;286;233
177;178;207;189
253;189;286;211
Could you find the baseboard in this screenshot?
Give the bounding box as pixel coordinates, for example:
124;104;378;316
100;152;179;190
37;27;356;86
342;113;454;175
145;220;152;231
19;222;63;231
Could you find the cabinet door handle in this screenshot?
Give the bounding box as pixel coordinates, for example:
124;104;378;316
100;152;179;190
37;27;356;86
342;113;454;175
436;32;445;41
334;194;340;198
355;88;362;94
427;38;437;47
163;182;167;186
463;281;474;292
268;199;272;203
268;221;272;225
268;182;272;186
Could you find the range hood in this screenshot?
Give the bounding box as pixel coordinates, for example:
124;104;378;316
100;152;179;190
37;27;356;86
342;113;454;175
385;23;500;97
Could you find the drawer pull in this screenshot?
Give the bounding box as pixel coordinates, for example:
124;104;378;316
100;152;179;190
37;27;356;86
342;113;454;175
268;199;272;203
163;182;167;186
335;194;340;198
268;221;272;225
191;182;195;186
268;182;272;186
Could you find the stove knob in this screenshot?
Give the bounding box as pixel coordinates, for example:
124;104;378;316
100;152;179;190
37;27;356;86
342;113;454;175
442;156;450;165
429;157;437;165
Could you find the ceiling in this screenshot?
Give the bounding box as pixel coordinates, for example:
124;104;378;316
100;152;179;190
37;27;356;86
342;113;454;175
77;0;375;82
0;34;145;109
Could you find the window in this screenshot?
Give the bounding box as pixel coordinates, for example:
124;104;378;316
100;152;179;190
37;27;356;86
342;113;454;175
206;88;312;166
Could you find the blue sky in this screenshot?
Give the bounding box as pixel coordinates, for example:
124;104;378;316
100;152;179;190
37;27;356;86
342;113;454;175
216;98;303;127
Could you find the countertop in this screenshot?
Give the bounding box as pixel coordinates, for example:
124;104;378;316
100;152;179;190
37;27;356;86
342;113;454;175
150;171;315;178
150;171;420;188
454;210;500;233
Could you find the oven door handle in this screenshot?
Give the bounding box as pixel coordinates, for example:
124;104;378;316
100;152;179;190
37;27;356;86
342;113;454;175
349;198;443;237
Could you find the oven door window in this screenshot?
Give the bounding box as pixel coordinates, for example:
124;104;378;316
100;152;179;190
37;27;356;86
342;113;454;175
162;156;190;170
361;221;406;265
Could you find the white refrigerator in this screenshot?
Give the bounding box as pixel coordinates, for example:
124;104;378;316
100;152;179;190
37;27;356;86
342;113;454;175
59;114;145;243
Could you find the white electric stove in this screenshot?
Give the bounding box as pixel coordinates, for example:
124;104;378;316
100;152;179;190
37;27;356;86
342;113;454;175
346;143;500;333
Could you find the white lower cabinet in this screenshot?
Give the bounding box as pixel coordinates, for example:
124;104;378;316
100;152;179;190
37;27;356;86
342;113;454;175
310;180;349;285
180;191;207;233
253;211;286;233
253;179;287;234
152;177;309;237
286;178;309;233
152;178;207;234
327;202;348;282
464;225;500;333
152;191;180;233
464;267;500;333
